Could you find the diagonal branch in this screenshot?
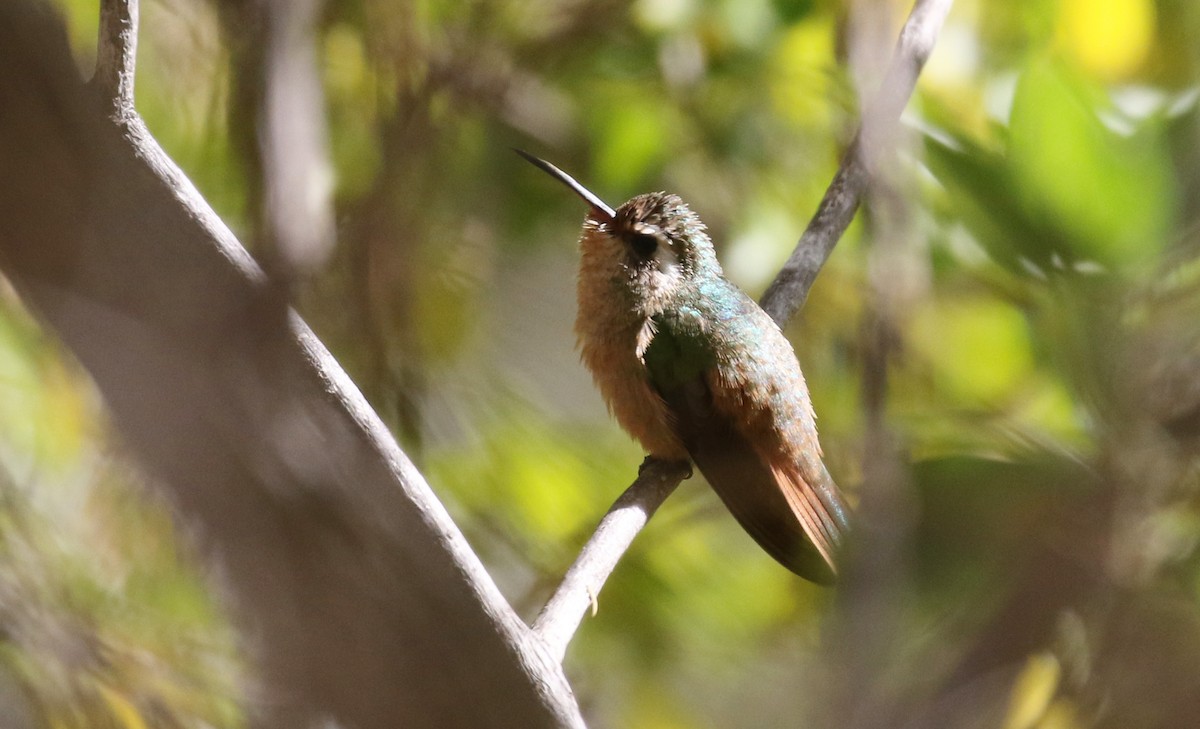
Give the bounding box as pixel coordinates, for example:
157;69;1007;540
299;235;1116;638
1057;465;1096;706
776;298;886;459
760;0;953;325
533;459;692;663
92;0;137;116
1;1;583;726
533;0;954;662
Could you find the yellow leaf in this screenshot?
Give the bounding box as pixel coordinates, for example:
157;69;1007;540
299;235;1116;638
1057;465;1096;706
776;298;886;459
1058;0;1155;80
97;684;149;729
769;16;836;128
911;296;1034;404
1003;652;1061;729
1038;698;1084;729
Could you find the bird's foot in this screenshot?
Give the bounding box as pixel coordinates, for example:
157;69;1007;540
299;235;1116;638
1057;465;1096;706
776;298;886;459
639;455;693;480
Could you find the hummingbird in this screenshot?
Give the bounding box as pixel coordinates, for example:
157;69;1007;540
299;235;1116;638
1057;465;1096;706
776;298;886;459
518;150;849;584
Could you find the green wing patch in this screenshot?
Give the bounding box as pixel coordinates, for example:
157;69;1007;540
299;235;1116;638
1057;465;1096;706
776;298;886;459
642;307;715;392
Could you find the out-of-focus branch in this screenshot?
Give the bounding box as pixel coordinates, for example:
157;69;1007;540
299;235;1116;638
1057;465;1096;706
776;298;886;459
825;3;925;721
760;0;953;325
532;459;691;663
535;0;953;664
0;2;582;726
259;0;335;277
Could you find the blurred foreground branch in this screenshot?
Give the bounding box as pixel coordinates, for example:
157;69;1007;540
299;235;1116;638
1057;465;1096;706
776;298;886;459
826;3;925;718
258;0;336;276
536;0;953;662
0;1;582;727
760;0;953;325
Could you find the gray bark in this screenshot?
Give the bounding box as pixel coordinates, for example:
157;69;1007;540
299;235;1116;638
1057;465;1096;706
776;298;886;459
0;3;582;727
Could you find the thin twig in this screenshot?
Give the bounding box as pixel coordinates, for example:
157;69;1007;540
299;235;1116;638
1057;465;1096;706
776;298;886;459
535;0;954;663
533;459;691;663
760;0;953;326
92;0;138;117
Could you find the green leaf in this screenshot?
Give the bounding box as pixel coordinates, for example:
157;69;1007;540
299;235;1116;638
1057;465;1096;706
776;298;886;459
911;296;1035;404
1008;57;1175;268
593;97;676;190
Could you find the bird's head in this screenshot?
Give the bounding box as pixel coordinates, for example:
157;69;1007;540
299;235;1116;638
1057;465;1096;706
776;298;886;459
517;150;719;309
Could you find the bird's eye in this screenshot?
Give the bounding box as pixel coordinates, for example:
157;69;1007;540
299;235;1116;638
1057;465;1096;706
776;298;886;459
628;232;658;258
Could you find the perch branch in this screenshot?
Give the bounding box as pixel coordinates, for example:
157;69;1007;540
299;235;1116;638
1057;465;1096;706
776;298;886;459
533;459;692;663
535;0;954;662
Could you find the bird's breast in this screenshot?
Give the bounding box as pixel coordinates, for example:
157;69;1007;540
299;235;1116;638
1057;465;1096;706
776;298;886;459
575;262;688;460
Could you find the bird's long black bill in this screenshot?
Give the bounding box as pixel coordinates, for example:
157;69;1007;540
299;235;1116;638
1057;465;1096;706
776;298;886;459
514;149;617;222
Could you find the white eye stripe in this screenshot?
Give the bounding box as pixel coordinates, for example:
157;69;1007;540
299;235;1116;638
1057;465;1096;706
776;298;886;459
622;222;682;276
654;242;680;275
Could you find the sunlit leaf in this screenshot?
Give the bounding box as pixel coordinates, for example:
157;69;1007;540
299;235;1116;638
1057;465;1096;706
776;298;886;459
594;98;676;190
97;684;150;729
1057;0;1155;80
1003;652;1061;729
768;15;836;128
1008;58;1174;269
924;132;1074;274
911;295;1035;404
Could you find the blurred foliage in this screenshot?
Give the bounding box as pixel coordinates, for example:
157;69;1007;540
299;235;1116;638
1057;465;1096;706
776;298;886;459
0;293;242;727
4;0;1200;726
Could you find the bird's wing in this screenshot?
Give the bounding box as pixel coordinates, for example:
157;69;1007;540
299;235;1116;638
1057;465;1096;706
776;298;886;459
643;297;847;584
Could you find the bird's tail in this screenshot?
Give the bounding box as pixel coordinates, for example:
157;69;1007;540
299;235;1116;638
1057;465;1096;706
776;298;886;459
694;442;849;584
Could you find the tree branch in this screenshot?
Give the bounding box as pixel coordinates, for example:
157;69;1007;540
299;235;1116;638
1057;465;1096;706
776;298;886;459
760;0;953;325
92;0;137;116
533;459;691;662
258;0;336;277
1;2;583;727
535;0;954;663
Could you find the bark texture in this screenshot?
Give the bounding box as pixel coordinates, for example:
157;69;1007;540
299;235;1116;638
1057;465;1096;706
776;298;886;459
0;4;582;728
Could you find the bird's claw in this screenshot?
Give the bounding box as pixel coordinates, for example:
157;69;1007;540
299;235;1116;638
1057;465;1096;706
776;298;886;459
639;455;693;480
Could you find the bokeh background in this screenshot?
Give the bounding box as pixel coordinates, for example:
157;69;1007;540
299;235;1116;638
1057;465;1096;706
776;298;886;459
4;0;1200;726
